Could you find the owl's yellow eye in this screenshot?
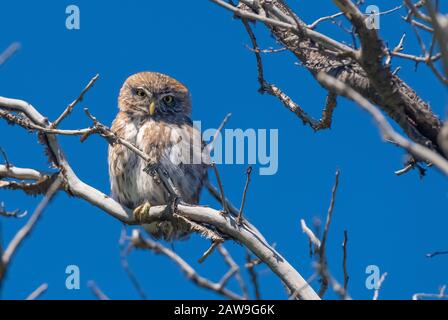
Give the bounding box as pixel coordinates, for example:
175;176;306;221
135;89;146;97
163;95;174;104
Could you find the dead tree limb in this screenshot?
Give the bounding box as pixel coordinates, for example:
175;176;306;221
212;0;444;158
0;95;320;300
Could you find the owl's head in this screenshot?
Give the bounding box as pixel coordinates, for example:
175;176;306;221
118;72;192;118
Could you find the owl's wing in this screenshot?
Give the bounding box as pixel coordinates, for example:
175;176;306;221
149;120;207;204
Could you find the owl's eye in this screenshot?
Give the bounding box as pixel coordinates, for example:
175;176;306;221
135;89;146;97
163;95;174;104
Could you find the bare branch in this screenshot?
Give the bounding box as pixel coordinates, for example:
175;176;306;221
207;113;232;154
0;165;48;181
241;18;337;131
426;250;448;258
198;240;222;264
0;176;62;282
318;169;341;297
404;0;432;23
315;262;350;300
300;219;321;249
218;245;249;299
320;170;340;255
119;228;147;300
373;272;388;300
0;202;27;219
246;251;261;300
88;281;110;300
25;283;48;300
237;166;252;225
0;94;319;299
213;0;444;156
395;163;415;176
413;285;448;300
0;109;92;136
317;72;448;176
0;147;11;169
205;181;268;243
51;74;99;128
309;12;344;29
0;42;20;67
342;230;349;292
210;163;230;214
211;0;356;56
309;5;402;30
426;0;448;77
130;230;244;300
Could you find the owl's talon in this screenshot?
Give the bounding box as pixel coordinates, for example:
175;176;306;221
171;197;181;212
133;202;152;223
160;196;183;220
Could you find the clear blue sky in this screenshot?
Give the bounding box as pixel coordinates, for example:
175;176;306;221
0;1;447;300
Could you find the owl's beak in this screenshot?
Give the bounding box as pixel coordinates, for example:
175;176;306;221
149;101;156;116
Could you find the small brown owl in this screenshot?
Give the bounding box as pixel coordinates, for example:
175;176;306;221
108;72;208;241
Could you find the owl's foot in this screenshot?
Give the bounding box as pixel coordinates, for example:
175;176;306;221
161;196;182;220
133;202;151;223
161;195;194;221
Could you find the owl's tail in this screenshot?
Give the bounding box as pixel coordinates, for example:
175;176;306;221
143;220;191;241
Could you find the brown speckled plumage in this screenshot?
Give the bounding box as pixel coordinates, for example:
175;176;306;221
108;72;208;240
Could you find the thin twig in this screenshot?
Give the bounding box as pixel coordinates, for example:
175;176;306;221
413;285;448;300
51;74;99;128
373;272;388;300
119;228;147;300
318;169;341;297
241;18;337;131
82;108;150;161
289;273;319;300
238;166;252;225
0;147;11;169
218;245;249;299
321;170;341;256
309;4;401;29
309;12;345;29
0;109;93;136
207;113;232;153
426;250;448;258
205;180;267;243
300;219;321;249
131;230;244;300
246;46;288;54
212;0;356;55
0;176;62;282
198;241;221;264
317;72;448;176
246;251;261;300
426;1;448;78
404;0;432;23
210;163;230;214
0;43;20;67
342;230;349;292
395;163;415;176
25;283;48;300
0;202;27;218
88;281;110;300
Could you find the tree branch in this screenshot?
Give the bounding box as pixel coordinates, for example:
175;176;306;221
129;229;244;300
0;96;320;300
212;0;444;158
316;72;448;176
25;283;48;300
0;176;62;282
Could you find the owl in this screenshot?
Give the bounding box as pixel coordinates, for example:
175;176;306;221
108;72;208;241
